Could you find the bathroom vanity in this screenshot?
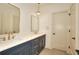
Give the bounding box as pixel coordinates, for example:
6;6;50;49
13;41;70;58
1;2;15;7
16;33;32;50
0;33;46;55
0;3;45;55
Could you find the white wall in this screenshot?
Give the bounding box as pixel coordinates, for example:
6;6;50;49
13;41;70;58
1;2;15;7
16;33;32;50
76;4;79;50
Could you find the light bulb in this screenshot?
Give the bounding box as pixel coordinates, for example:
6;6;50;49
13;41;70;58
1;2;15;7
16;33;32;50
37;12;40;15
36;11;40;15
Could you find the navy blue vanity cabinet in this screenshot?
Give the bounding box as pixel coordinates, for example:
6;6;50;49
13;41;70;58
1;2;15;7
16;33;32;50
0;41;32;55
0;34;46;55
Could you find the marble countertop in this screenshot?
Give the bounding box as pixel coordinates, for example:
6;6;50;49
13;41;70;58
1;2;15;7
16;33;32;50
0;33;45;52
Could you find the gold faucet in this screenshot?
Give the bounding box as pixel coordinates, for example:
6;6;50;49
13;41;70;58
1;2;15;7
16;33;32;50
0;32;15;41
7;32;15;40
8;32;11;40
11;32;15;39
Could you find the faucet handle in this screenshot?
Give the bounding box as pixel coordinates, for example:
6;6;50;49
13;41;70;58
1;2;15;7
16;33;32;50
5;32;7;34
8;32;11;40
10;32;15;39
12;32;15;39
12;35;15;39
3;37;6;41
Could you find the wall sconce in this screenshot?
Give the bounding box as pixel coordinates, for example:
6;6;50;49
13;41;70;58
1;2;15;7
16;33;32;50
31;3;40;34
36;3;40;15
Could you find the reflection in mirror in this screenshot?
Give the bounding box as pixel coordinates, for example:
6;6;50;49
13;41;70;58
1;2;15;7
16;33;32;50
0;3;20;35
31;15;39;34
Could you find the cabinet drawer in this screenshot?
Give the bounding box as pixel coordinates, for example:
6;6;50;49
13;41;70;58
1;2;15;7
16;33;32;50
32;38;39;46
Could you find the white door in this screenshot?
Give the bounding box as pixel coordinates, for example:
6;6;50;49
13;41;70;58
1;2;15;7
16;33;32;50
52;11;70;51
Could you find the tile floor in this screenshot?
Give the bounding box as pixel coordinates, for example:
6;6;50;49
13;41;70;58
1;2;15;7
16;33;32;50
40;48;68;55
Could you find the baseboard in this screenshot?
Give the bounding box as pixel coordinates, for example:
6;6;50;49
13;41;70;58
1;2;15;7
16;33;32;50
52;48;66;52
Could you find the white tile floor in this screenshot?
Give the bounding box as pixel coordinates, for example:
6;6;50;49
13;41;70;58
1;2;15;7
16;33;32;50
40;48;68;55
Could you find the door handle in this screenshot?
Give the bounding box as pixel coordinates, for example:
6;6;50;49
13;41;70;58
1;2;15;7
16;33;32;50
69;29;70;32
72;37;75;40
53;33;55;35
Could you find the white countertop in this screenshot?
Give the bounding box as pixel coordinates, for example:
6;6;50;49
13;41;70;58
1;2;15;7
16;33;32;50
0;33;45;52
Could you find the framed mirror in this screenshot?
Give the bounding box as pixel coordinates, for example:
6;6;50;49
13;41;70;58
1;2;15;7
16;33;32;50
31;15;39;34
0;3;20;35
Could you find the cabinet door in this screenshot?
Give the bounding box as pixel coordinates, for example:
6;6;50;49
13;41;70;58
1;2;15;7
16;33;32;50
31;38;40;55
17;42;32;55
11;41;32;55
39;35;45;51
42;35;45;48
11;44;32;55
39;37;43;51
